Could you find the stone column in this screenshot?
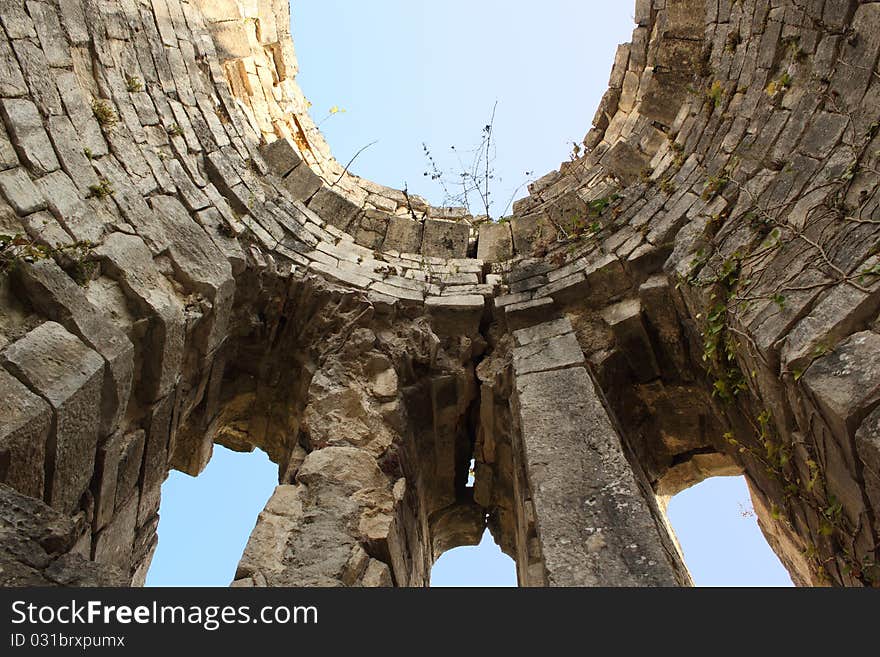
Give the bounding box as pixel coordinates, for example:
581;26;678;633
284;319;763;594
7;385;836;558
509;318;690;586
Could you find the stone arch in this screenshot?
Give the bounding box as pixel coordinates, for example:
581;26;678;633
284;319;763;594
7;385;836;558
1;0;879;588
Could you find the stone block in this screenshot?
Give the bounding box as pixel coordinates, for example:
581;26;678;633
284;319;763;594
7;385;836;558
95;233;185;402
0;369;50;500
17;260;133;435
0;167;45;215
600;141;649;186
477;221;513;262
855;407;880;513
602;298;660;383
147;196;233;356
354;209;390;249
26;1;71;68
260;137;303;177
513;332;584;375
639;274;688;378
426;295;485;337
504;297;558;331
514;366;682;586
783;265;880;375
93;431;125;531
208;21;252;60
584;253;630;304
92;490;138;570
283;163;323;202
512;318;573;347
360;559;393;587
296;447;386;494
421;219;469;259
0;98;59;175
1;322;103;514
510;213;555;256
34;170;102;242
138;396;173;526
307;186;363;231
802;331;880;442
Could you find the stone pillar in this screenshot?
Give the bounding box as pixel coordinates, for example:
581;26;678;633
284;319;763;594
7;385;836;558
233;447;399;587
509;318;690;586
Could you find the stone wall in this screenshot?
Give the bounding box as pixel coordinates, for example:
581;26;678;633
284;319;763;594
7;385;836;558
0;0;878;587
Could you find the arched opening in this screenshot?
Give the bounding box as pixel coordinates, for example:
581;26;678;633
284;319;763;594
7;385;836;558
665;476;793;587
431;530;517;587
146;446;277;587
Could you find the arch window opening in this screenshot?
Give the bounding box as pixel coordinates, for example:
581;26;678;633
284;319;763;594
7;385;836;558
665;476;794;587
431;529;517;587
146;446;277;587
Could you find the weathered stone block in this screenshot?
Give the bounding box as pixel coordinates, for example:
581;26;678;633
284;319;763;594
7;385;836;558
803;331;880;442
147;196;234;356
360;559;393;586
513;332;584;375
504;297;558;331
92;490;138;570
783;266;880;375
34;170;102;242
0;369;50;500
0;167;45;215
512;318;572;347
510;213;555;256
855;407;880;512
600;141;649;186
477;221;513;262
116;430;145;508
93;431;125;531
95;233;185;402
283;163;323;202
260;137;303;177
421;219;469;259
426;295;484;337
138;395;173;527
584;253;630;304
0;98;59;175
0;322;103;514
638;274;688;378
602;298;660;382
207;21;252;60
297;447;386;494
17;260;134;435
307;186;363;231
514;366;684;586
354;208;390;250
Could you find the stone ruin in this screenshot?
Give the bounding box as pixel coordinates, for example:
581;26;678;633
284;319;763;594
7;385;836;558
0;0;879;588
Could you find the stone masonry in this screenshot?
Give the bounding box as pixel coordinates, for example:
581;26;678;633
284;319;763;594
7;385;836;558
1;0;879;587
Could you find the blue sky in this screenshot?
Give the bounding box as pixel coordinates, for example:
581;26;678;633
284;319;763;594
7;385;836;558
291;0;639;216
146;1;793;588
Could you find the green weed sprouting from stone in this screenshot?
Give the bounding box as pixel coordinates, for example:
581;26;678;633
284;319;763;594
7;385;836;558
564;194;622;240
706;80;724;108
702;170;730;201
87;178;114;199
0;234;96;286
766;72;793;98
92;99;118;128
